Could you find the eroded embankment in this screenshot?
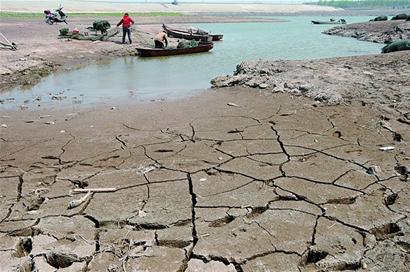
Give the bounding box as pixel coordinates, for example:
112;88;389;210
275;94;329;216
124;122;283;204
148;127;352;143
211;51;410;115
323;19;410;43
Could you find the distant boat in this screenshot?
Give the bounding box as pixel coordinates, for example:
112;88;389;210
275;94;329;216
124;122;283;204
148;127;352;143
311;19;346;25
136;42;214;57
162;24;223;42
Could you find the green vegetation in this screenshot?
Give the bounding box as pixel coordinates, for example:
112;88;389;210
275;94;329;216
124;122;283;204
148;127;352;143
315;0;410;8
0;12;44;18
59;28;69;36
0;12;184;19
92;20;111;34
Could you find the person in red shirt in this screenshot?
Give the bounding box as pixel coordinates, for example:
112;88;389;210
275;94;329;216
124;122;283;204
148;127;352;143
117;13;135;44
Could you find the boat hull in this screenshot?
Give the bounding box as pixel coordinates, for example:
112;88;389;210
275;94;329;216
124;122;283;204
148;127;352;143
136;43;214;57
311;20;346;25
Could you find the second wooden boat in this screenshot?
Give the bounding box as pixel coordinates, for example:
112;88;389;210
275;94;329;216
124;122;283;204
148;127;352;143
311;19;346;25
162;24;223;42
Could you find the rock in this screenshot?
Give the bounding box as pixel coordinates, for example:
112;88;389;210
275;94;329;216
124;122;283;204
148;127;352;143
210;75;245;88
259;83;268;89
371;16;388;22
367;165;381;175
245;77;264;88
382;39;410;53
44;251;82;269
391;13;409;20
23;196;45;211
186;259;236;272
313;92;343;105
13;238;32;257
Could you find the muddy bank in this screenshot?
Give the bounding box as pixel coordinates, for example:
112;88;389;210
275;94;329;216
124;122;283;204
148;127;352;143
211;51;410;115
323;19;410;43
0;16;281;92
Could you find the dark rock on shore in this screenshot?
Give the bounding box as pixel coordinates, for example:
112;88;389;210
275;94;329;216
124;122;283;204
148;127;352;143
370;16;388;22
323;20;410;43
391;13;409;20
382;39;410;53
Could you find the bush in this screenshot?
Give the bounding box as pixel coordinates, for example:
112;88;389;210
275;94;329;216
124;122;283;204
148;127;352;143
92;20;111;34
59;28;69;36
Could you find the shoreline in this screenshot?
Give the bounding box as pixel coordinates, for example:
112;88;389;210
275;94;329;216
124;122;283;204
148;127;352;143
0;2;341;13
0;15;284;93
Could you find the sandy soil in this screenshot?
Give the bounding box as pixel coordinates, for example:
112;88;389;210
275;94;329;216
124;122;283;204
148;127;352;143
1;1;340;14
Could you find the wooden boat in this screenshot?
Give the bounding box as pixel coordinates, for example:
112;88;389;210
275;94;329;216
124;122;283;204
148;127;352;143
311;19;346;25
136;42;214;57
162;24;223;42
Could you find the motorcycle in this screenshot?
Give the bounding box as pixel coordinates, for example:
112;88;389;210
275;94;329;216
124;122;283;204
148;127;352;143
44;7;68;25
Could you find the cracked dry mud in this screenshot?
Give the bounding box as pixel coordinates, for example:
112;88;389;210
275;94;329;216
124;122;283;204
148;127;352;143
0;85;409;271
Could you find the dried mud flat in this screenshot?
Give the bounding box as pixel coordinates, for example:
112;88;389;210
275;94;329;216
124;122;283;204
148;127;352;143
1;64;410;271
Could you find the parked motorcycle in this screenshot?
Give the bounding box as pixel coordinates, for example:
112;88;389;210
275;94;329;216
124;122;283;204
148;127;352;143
44;7;67;25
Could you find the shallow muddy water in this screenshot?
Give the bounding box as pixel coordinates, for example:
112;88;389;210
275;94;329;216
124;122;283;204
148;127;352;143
0;16;382;108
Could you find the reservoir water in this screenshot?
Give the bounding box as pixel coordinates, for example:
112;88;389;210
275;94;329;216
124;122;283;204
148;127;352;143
1;16;383;107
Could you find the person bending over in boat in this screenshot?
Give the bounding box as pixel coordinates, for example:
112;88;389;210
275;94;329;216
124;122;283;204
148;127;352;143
117;13;134;44
154;31;168;48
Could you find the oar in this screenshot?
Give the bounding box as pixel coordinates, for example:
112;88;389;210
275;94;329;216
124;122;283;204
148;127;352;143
0;31;16;49
0;31;13;46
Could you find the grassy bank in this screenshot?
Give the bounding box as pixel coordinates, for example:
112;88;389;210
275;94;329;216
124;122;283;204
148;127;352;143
0;11;184;19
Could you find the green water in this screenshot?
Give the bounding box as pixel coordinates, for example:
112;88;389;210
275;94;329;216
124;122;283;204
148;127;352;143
0;16;383;107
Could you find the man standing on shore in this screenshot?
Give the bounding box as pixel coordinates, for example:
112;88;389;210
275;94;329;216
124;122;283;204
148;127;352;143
117;13;134;44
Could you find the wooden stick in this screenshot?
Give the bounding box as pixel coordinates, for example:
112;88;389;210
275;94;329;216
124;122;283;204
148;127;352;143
72;188;117;193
